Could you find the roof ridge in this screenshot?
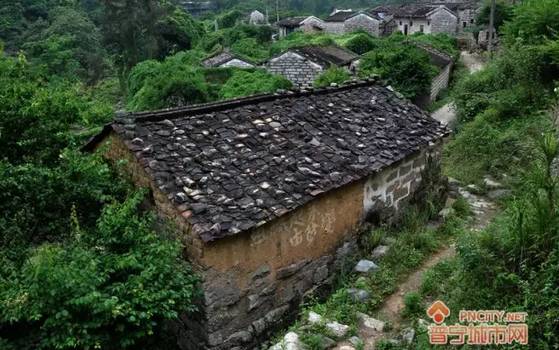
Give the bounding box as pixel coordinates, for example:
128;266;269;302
126;78;384;123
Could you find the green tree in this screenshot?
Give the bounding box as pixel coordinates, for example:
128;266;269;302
0;192;200;349
344;32;378;55
23;6;108;83
503;0;559;44
476;0;513;31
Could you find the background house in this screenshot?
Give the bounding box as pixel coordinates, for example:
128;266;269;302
249;10;266;25
85;80;449;350
277;16;324;38
202;50;255;68
323;9;386;37
266;45;359;87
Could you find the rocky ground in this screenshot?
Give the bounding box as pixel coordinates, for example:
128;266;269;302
269;177;502;350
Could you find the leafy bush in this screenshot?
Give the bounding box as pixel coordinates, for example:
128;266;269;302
402;292;423;318
231;37;269;61
219;69;292;99
359;43;437;99
344;32;378;55
128;62;209;111
503;0;559;45
314;67;351;87
0;192;200;349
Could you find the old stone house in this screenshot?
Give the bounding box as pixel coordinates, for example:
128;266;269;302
249;10;266;25
323;9;386;37
277;16;324;38
374;4;458;36
85;80;449;349
266;45;359;88
202;50;255;69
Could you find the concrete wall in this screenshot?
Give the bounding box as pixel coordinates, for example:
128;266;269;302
344;14;381;36
100;131;444;350
266;51;324;88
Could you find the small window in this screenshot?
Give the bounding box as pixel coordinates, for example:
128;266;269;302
486;32;489;40
470;19;474;24
399;21;402;25
420;24;424;33
463;21;467;28
410;21;413;26
427;20;431;26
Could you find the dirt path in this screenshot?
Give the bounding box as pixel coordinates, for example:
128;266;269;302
430;51;485;127
334;187;499;350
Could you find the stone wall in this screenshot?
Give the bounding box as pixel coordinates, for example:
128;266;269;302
266;51;324;88
321;21;345;35
430;61;453;102
430;8;457;34
100;131;445;350
344;14;381;37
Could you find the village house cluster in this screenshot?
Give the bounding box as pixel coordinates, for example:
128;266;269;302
277;2;479;38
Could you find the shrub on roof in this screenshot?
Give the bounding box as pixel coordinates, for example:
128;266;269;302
219;69;292;100
314;66;351;88
344;32;379;55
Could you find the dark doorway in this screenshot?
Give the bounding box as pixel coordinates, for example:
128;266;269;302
404;24;408;35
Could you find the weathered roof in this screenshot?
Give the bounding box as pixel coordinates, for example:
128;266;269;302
201;50;252;68
291;45;359;68
277;16;309;27
326;10;356;22
382;4;457;19
85;80;449;243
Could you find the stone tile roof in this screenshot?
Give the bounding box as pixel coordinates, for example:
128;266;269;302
291;45;359;68
202;50;253;68
85;80;449;243
376;4;456;18
277;16;309;27
326;10;356;22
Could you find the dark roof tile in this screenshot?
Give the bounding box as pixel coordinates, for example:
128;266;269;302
86;81;449;243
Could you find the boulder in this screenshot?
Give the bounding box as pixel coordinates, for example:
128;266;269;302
371;245;390;259
487;189;512;200
308;311;323;325
438;207;455;219
349;336;364;348
316;334;336;349
326;321;350;338
354;260;379;274
270;332;306;350
357;312;385;332
347;288;370;302
483;176;503;189
401;328;415;344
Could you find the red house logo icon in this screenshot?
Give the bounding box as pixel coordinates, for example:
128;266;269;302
427;300;450;324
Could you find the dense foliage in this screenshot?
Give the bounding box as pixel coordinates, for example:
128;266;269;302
219;69;292;99
359;41;437;98
314;67;351;88
422;1;559;348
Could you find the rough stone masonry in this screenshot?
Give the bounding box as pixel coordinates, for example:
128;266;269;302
84;79;449;349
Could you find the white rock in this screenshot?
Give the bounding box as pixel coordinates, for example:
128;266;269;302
354;259;379;273
326;321;350;338
349;336;364;347
402;328;415;344
347;288;370;302
371;245;390;259
483;176;503;189
357;312;385;332
308;311;323;325
338;346;355;350
438;207;455;218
